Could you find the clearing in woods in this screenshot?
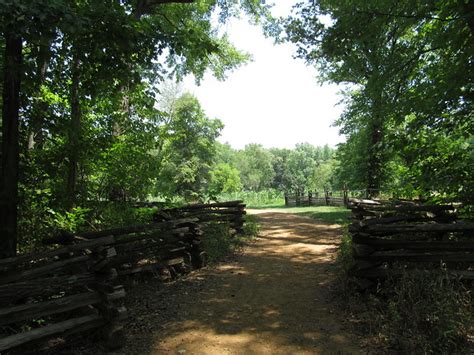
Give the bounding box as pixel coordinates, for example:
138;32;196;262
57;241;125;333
114;209;360;354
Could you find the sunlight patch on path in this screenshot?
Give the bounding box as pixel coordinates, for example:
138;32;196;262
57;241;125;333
148;210;360;354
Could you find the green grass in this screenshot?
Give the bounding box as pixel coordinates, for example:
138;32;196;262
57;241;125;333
217;189;285;208
296;206;351;225
249;205;351;225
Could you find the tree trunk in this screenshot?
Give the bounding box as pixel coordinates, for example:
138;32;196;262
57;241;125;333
28;39;52;150
66;54;81;207
367;97;383;198
0;34;22;258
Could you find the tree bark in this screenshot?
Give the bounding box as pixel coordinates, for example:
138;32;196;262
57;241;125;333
66;54;81;207
0;34;22;258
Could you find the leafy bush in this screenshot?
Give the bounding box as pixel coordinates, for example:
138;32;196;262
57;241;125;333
336;231;354;272
88;203;155;230
201;222;234;262
243;215;260;237
202;217;260;262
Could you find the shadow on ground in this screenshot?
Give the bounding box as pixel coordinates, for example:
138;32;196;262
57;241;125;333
92;211;360;355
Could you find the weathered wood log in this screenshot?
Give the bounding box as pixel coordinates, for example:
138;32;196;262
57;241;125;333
362;222;474;233
0;254;90;285
197;214;242;222
112;246;189;267
348;198;384;206
104;286;126;302
102;324;126;350
164;200;244;210
362;251;474;263
93;304;127;322
352;204;456;213
177;209;247;216
351;259;381;271
358;214;456;227
44;218;198;244
353;267;474;280
352;243;376;257
0;314;105;352
0;291;102;326
114;241;188;256
113;227;190;245
0;235;115;269
0;270;116;306
352;235;474;251
111;242;190;264
116;257;184;276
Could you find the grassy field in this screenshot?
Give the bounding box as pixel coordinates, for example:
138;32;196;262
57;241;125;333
250;205;351;225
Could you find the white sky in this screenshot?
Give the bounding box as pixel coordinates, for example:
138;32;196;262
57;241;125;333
182;1;346;150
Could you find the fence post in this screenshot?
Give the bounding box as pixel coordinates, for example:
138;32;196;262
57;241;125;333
324;188;329;206
343;184;348;206
92;246;126;350
284;193;288;206
308;191;312;206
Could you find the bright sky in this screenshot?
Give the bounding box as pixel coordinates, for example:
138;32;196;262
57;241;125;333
182;1;346;150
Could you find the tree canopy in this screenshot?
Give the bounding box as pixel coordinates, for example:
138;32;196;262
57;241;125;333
281;0;474;201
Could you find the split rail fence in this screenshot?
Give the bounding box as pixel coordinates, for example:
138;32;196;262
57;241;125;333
136;200;246;234
284;190;349;207
0;200;246;353
347;199;474;287
0;236;125;353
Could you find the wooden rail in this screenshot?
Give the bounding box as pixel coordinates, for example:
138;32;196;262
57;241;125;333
347;198;474;288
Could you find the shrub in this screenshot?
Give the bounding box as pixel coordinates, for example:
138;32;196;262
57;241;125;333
336;231;354;272
380;267;473;353
201;222;234;262
202;217;260;262
243;215;260;238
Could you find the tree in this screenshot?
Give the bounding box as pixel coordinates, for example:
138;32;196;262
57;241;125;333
283;0;473;202
208;163;242;197
0;0;271;254
237;144;275;191
156;93;223;200
285;143;326;193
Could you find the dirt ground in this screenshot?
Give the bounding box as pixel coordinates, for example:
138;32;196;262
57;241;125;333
102;209;361;355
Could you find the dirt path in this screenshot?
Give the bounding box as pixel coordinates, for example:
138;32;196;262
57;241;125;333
114;210;360;354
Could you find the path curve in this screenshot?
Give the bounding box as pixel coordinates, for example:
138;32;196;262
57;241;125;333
115;210;360;354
